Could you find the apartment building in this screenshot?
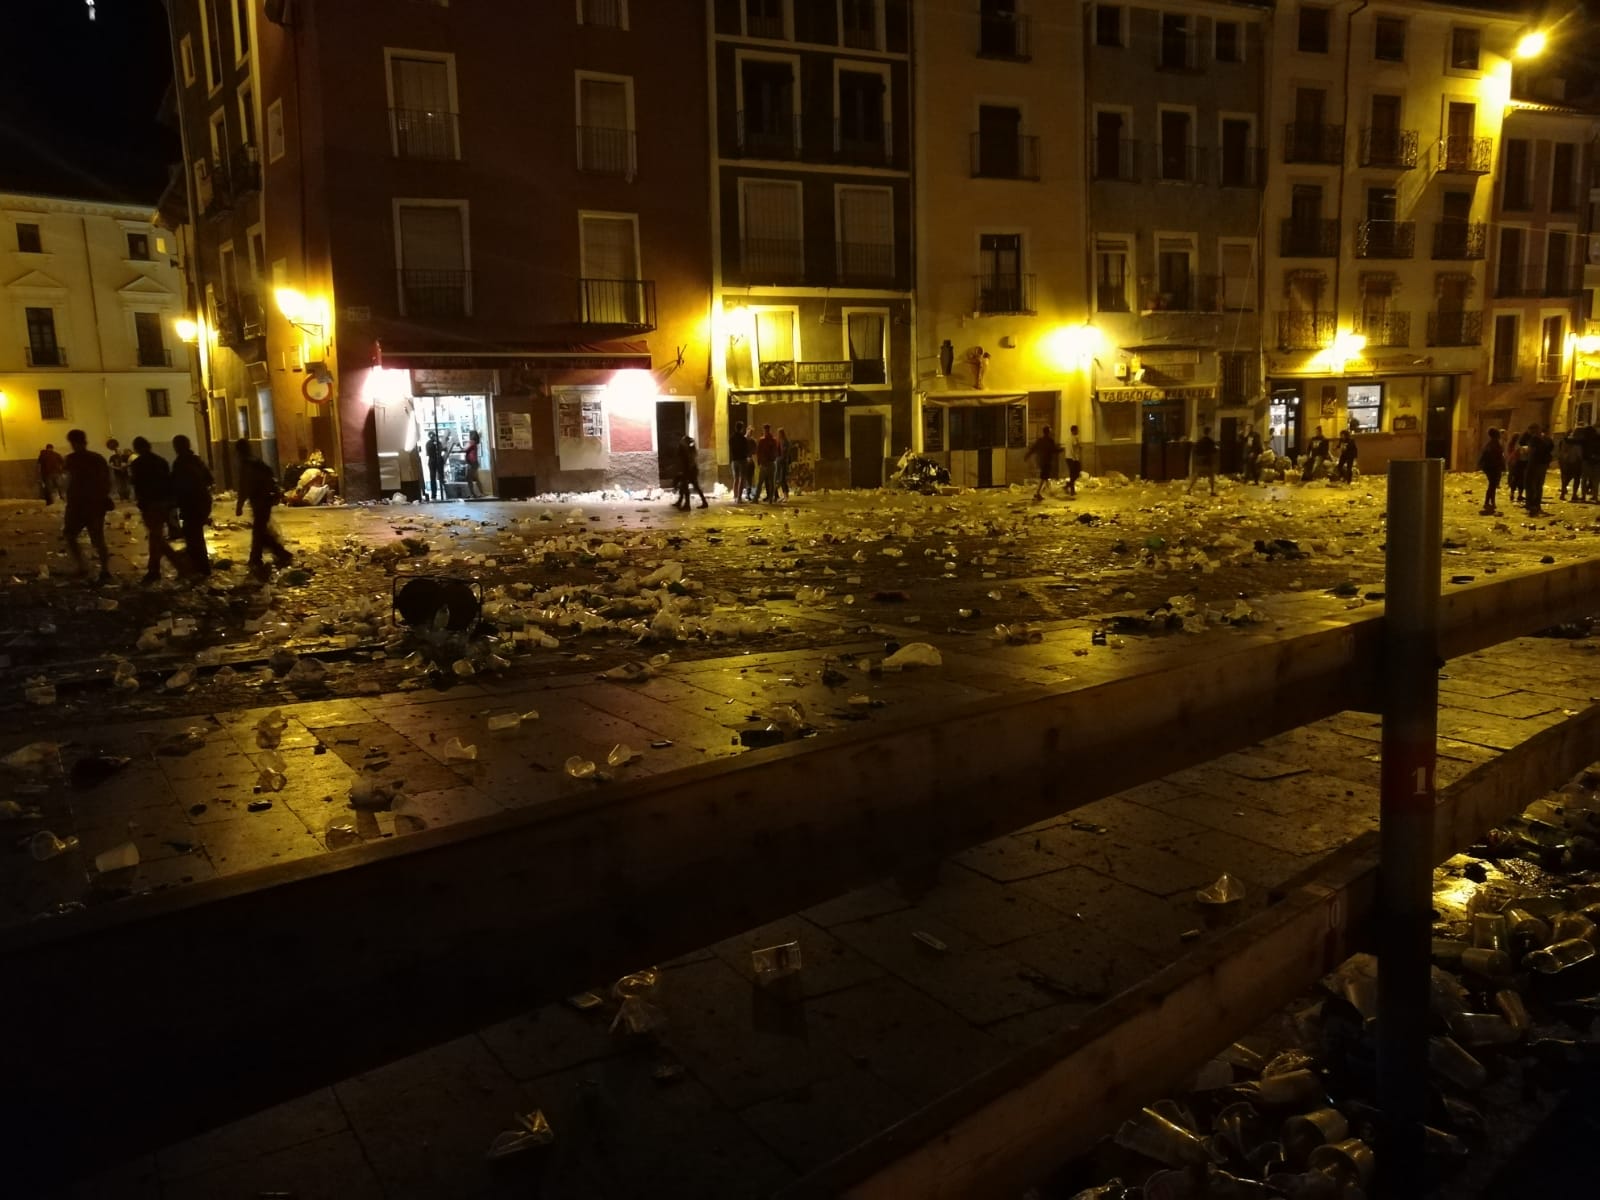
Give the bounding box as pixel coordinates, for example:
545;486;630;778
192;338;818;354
0;193;193;498
1085;0;1271;481
1262;0;1534;474
709;0;914;489
912;0;1087;488
164;0;713;500
1481;100;1593;440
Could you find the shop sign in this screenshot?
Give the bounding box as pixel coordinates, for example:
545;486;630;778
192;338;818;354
1096;386;1216;404
412;368;495;396
795;360;854;386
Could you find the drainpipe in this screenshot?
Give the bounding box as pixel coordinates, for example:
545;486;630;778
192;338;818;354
79;216;110;436
1332;0;1372;336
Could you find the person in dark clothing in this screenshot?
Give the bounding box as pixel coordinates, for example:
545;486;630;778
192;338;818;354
38;443;65;504
1302;430;1331;483
1522;423;1555;515
1335;430;1357;484
106;438;132;501
1477;428;1504;514
674;435;708;509
62;429;112;581
129;436;188;584
1506;434;1526;504
1025;425;1060;501
234;438;293;578
755;423;781;502
464;430;484;497
744;427;758;501
776;429;793;498
1187;425;1219;495
170;434;215;575
1244;428;1264;484
730;422;749;502
425;432;447;501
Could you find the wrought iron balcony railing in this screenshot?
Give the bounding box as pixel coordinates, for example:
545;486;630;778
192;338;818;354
735;111;801;159
1436;135;1492;175
1427;310;1483;346
978;10;1030;60
973;273;1036;315
1280;218;1340;257
740;237;806;283
577;278;656;331
1354;311;1410;348
25;345;66;367
577;125;636;178
1277;312;1335;351
1156;142;1203;184
836;241;895;284
1091;138;1139;182
136;346;174;367
1355;219;1415;259
391;108;460;160
1359;127;1418;169
1217;146;1264;188
971;132;1039;180
833;118;895;167
1431;221;1486;260
1283;122;1344;165
398;269;472;317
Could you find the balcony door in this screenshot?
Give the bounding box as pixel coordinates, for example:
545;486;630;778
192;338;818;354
837;69;887;162
26;306;60;365
1546;231;1571;295
741;59;796;155
580;214;641;324
977;105;1022;177
1095;110;1127;179
1220;118;1252;185
1369;94;1401;163
1497;227;1524;295
979;233;1022;311
389;54;457;159
134;311;167;367
1445;101;1475;164
397;203;469;316
742;180;803;279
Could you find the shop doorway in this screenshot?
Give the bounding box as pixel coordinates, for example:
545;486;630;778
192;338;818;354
420;394;494;499
1140;403;1185;481
1269;384;1304;456
1426;376;1457;465
655;400;689;484
849;414;885;488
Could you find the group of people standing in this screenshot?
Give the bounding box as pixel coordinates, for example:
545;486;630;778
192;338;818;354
1021;424;1085;501
1477;423;1559;516
45;433;292;584
728;421;795;505
420;429;485;501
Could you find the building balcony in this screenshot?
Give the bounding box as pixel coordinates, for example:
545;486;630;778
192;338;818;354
230;144;261;192
1495;267;1583;299
577;278;656;331
1217;147;1264;188
735;111;801;160
836;241;895;285
1139;275;1221;314
1155;143;1204;184
973;273;1035;315
1096;282;1131;313
740;237;806;284
1277;312;1335;351
24;345;66;367
136;346;174;367
1355;219;1415;259
832;119;895;167
577;125;636;179
398;269;472;318
1432;221;1486;260
391;108;460;161
1280;218;1340;257
1427;310;1483;346
1359;127;1418;170
1283;122;1344;165
1435;135;1492;175
1354;311;1410;348
1091;138;1139;183
970;132;1039;180
977;10;1030;60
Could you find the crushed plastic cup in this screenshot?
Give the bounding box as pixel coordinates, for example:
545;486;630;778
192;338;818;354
1113;1106;1220;1168
3;742;63;774
752;940;803;984
881;642;942;669
606;744;634;768
93;842;140;873
1281;1108;1350;1163
113;661;140;691
1251;1069;1325;1108
486;712;523;734
442;737;478;763
30;831;79;861
565;756;596;780
1307;1139;1376;1188
324;819;364;850
25;684;57;706
486;1109;554;1160
1460;946;1512;977
256;768;287;793
1525;937;1597;975
451;658;476;677
1197;873;1246;905
285;657;328;687
1427;1036;1487;1089
255;710;289;749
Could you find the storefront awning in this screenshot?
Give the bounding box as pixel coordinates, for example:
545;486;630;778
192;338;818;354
731;387;850;403
920;391;1026;407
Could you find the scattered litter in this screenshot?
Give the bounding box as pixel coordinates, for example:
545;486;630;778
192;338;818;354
1196;873;1247;905
911;930;948;952
752;941;803;984
565;756;597;779
69;754;131;789
29;831;79;861
486;1110;554;1159
606;744;635;768
93;842;140;873
442;737;478;762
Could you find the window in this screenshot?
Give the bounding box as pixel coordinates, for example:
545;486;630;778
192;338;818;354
1492;313;1519;381
1093;109;1132;181
975;104;1029;178
238;84;255;146
741;179;804;278
1345;383;1382;430
1502;139;1530;210
1546;231;1572;295
395;201;471;317
1219;117;1255;186
1498;228;1525;295
1095;238;1130;312
577;73;635;177
744;0;788;40
753;308;797;380
978;233;1026;313
267;99;285;162
1298;6;1330;54
836;185;893;283
180;35;196;86
38;389;65;421
978;0;1025;59
17;222;42;253
1159;109;1193;182
248;226;265;281
1214;21;1240;63
208;109;228;167
198;0;221;91
578;0;628;28
1153;235;1195;310
232;0;250;63
1374;16;1405;61
1220;240;1255;310
1220;351;1255;404
26;307;61;366
127;232;151;260
1449;27;1480;71
1095;4;1124;48
578;213;642;316
147;388;172;418
738;56;799;157
845;311;887;385
1541;315;1566;380
840;0;880;51
1159;14;1193;69
387;51;459;160
1552;143;1578;212
836;66;890;163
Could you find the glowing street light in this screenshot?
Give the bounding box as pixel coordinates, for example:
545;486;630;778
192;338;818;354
173;317;200;344
1515;30;1548;60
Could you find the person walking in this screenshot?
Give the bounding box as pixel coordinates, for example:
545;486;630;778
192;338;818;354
1335;429;1358;484
1558;430;1584;501
62;429;112;582
1302;430;1330;483
755;423;781;502
170;434;214;575
425;431;447;500
776;428;792;499
1244;427;1265;484
234;438;293;579
674;434;708;509
106;438;132;501
37;443;65;504
1522;422;1555;516
1064;425;1083;496
1187;425;1219;495
128;436;188;584
463;430;484;497
729;421;749;502
1025;424;1060;501
1506;433;1526;505
1477;428;1505;515
743;425;758;500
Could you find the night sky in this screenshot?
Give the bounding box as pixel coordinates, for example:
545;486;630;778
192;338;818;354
0;0;179;204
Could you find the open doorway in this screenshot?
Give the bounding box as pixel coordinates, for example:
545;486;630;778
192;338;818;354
419;394;494;499
1269;384;1304;455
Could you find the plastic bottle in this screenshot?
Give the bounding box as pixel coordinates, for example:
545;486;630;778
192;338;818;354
1525;937;1597;975
30;831;79;861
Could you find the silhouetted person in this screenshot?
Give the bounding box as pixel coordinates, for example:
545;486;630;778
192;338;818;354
1522;423;1555;516
1335;430;1357;484
1025;424;1060;501
425;431;446;500
755;423;780;502
129;436;187;584
234;438;293;579
38;443;64;504
62;429;112;581
464;429;484;497
1064;425;1083;496
674;435;708;509
1477;428;1504;514
170;434;214;575
106;438;131;501
1187;425;1218;495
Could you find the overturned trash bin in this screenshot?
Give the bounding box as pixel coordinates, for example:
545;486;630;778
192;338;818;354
393;576;482;632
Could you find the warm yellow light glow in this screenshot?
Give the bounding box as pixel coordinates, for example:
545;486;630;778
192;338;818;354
1515;31;1548;60
174;317;199;344
726;304;755;341
1043;324;1104;372
1332;331;1367;358
275;287;310;323
606;368;659;419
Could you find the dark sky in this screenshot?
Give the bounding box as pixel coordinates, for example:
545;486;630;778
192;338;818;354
0;0;179;204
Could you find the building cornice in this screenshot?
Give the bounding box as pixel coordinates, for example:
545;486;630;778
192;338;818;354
0;192;158;222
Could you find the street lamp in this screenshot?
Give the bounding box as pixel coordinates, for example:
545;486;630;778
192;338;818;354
174;317;200;344
1514;30;1548;60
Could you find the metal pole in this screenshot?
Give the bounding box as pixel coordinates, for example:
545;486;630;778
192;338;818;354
1378;458;1442;1196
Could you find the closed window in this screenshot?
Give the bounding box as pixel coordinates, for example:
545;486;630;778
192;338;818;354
1220;241;1255;310
396;202;471;316
1155;236;1195;309
1541;315;1566;380
578;0;628;28
744;0;787;39
836;185;893;282
1492;314;1518;381
1095;4;1123;48
1298;6;1330;54
754;309;796;377
741;180;803;278
1502;139;1531;210
1450;27;1480;71
1095;239;1130;312
198;0;221;91
1345;383;1382;430
127;232;151;260
1214;21;1240;63
180;35;196;86
388;53;458;160
267;99;286;161
1552;143;1578;211
579;213;641;296
840;0;879;50
1159;110;1193;181
1374;16;1405;61
39;389;65;421
577;75;635;177
147;388;172;418
134;311;168;366
846;311;887;385
1159;13;1193;69
978;233;1025;312
26;307;61;365
17;222;42;253
232;0;250;62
